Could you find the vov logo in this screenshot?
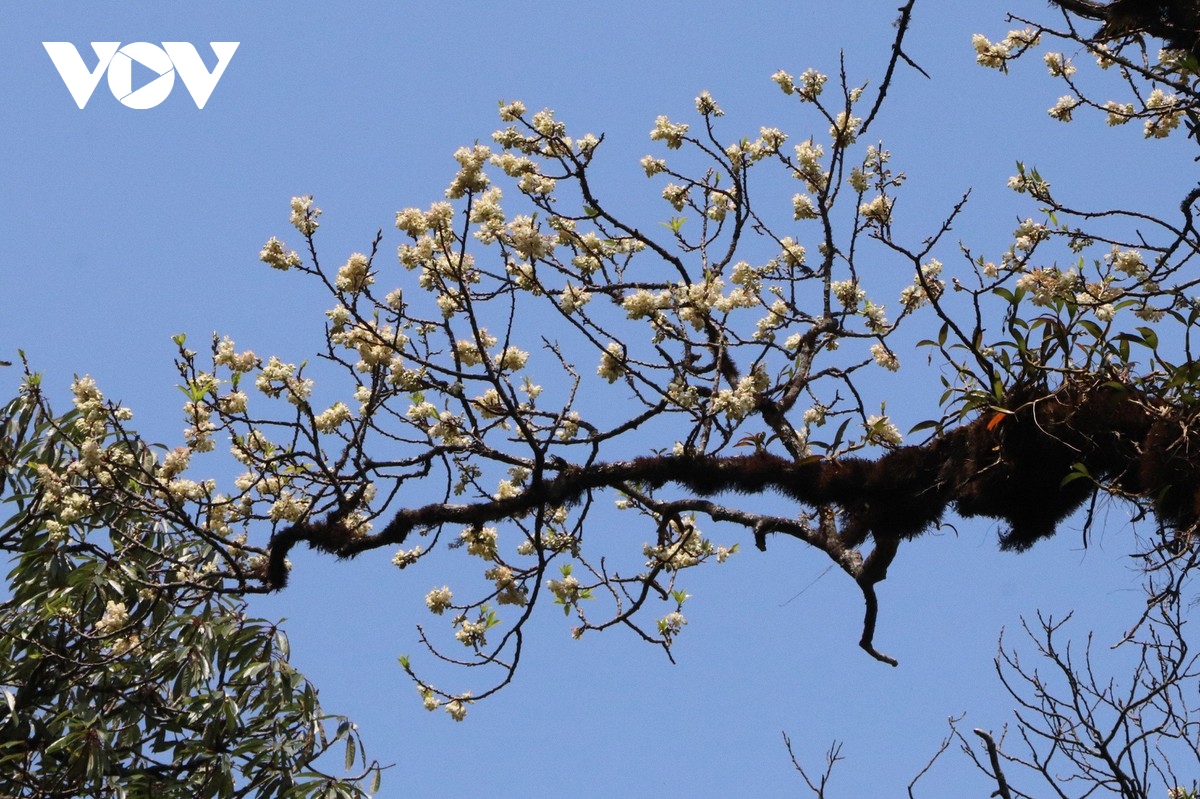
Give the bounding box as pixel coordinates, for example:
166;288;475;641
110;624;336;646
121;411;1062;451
43;42;239;109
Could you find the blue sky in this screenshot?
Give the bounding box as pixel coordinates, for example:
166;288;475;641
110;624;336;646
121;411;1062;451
3;1;1193;795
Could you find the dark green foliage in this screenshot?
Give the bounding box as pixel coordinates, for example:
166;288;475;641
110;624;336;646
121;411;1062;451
0;392;381;799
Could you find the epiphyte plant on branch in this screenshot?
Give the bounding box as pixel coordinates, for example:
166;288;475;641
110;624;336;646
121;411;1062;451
12;0;1200;732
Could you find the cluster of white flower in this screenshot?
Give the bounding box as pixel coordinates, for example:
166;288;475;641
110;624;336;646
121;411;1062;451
547;572;582;604
70;375;127;438
235;470;287;497
754;298;792;341
230;430;274;471
94;600;128;635
792;139;827;191
597;342;626;383
792;193;818;220
515;525;575;557
829;111;862;147
325;305;351;333
204;503;235;537
255;356;314;406
972;29;1040;69
711;368;769;422
865;414;903;446
507;261;540;295
831;279;866;309
530;108;566;138
388;362;426;391
675;278;728;328
1103;100;1135;126
446;697;470;722
1016;267;1078;306
268;491;311;523
166;478;212;502
870;342;900;371
557;284;591;315
661;183;690;211
498;99;526;122
862;301;888;334
776;237;807;269
446;144;491;200
1075;279;1124;311
1108;247;1147;278
391;545;422;569
724;128;788;165
771;69;796;95
758;126;788;153
706;187;735;221
159;446;191;480
640;155;667;177
460;526;499;559
494;152;555;194
214;336;258;372
182;408;216;453
468;186;506;245
658;611;687;640
454;618;488;648
694;90;723;116
1006;168;1051;198
492;123;540;155
434;287;466;317
772;67;828;102
493;479;522;501
573;230;644;273
1048;95;1079;122
556;411;582;441
667;380;700;409
622;289;667;320
289;195;321;235
1133;303;1166;322
505;215;554;261
406;400;438;425
259;236;302;270
650;115;690;149
335;252;373;294
425;585;453;614
1145;88;1183;138
711;385;756;421
859;194;893;225
485;565;527;606
493;346;529;372
1043;52;1076;78
454;329;497;367
471;388;506;420
332;320;408;372
394;207;429;236
644;525;707;570
36;463;91;526
1012;218;1049;253
313;401;352;432
428;411;467;447
899;259;945;311
797;68;828;101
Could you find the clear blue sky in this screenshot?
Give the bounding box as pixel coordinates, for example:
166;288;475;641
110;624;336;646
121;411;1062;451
2;2;1192;795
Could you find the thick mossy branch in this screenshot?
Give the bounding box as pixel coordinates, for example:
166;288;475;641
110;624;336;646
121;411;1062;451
266;378;1200;589
1052;0;1200;55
